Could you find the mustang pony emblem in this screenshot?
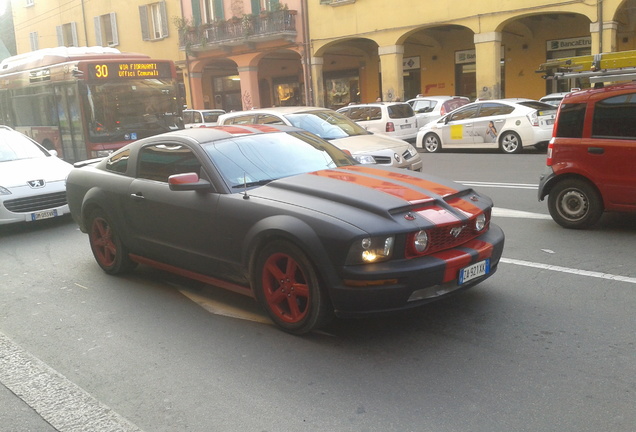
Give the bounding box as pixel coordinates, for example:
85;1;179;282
450;226;465;238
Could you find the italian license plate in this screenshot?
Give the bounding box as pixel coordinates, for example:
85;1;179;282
459;259;490;284
30;209;58;221
400;124;411;129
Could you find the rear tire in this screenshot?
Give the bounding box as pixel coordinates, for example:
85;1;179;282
547;179;603;229
499;131;522;154
87;209;136;274
253;240;332;334
423;133;442;153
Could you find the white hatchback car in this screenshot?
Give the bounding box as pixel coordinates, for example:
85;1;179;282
183;109;226;128
0;126;73;224
406;95;470;126
217;107;422;171
416;99;557;154
336;102;418;142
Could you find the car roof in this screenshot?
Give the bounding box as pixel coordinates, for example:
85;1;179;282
139;124;302;143
562;82;636;103
220;106;334;118
341;102;410;107
183;109;226;113
407;95;468;101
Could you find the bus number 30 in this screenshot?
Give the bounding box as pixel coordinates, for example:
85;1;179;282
94;65;109;78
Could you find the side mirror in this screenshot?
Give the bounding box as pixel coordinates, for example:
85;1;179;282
168;172;212;191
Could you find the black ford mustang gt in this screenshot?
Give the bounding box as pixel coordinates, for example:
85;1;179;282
67;125;505;334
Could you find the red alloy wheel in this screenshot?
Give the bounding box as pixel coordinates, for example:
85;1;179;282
90;216;117;268
261;252;310;324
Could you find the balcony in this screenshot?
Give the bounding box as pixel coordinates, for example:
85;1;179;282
179;10;297;53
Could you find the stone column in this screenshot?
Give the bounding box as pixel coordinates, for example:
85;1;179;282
378;44;404;101
474;31;502;100
237;66;261;110
311;56;325;107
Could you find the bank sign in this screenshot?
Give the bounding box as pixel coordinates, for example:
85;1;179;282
547;37;591;52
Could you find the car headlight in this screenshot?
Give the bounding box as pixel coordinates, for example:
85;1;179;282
407;146;417;157
413;230;429;252
346;235;395;264
475;213;487;231
352;154;376;165
0;186;11;195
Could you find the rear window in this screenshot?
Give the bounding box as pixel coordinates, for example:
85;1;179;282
441;99;469;115
202;112;222;123
555;103;586;138
344;107;382;121
517;101;555;111
387;104;415;119
592;93;636;139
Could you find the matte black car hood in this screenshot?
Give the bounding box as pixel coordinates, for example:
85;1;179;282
249;165;486;227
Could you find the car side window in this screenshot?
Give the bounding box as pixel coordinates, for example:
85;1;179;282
555;103;586;138
223;114;256;125
137;143;202;183
194;112;202;124
477;103;514;118
592;93;636;139
105;149;131;174
257;114;285;125
448;105;479;121
183;112;194;124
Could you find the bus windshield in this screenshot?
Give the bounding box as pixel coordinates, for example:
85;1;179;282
84;78;182;143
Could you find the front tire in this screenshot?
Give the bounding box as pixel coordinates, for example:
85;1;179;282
547;179;604;229
253;240;332;334
423;133;442;153
499;131;522;154
87;209;136;274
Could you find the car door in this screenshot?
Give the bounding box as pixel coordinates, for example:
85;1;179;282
586;92;636;208
471;102;514;146
124;141;224;275
439;104;480;147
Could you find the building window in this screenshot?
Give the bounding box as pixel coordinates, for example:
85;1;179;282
139;2;168;41
94;13;119;47
203;0;224;23
29;31;38;50
56;22;78;47
25;0;34;6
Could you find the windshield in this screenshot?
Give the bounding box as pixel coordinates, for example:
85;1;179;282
83;79;182;143
0;130;50;162
285;111;370;140
202;131;356;190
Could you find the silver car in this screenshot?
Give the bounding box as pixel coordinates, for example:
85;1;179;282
217;107;422;171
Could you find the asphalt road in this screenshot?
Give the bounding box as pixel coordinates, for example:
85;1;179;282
1;148;634;432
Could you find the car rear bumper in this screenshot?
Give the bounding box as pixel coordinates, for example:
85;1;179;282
328;224;505;317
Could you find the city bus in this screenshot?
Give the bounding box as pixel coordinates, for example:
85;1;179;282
0;46;183;163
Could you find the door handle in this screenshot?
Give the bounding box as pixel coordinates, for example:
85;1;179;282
588;147;604;155
130;192;145;201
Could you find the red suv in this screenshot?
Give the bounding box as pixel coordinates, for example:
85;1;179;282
538;82;636;229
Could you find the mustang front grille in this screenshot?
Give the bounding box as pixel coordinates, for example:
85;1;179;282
4;192;67;213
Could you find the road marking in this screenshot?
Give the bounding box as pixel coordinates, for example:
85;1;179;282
0;332;144;432
501;258;636;284
457;180;538;190
179;289;271;324
492;207;552;220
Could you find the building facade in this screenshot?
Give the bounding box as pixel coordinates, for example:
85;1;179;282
7;0;636;111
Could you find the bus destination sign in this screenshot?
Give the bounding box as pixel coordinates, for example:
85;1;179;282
89;62;172;80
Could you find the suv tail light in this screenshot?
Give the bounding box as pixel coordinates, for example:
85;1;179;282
386;122;395;132
546;139;555;166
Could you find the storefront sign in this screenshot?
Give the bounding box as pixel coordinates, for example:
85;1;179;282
547;37;591;52
455;50;476;65
403;56;420;70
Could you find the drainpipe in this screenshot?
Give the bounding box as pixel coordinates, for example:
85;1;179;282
81;0;88;45
301;0;313;106
598;0;603;53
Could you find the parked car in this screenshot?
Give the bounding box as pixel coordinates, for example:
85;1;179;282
416;99;557;154
66;125;504;334
0;126;73;225
538;83;636;229
336;102;418;142
183;109;226;128
406;95;471;126
217;107;422;171
539;91;577;107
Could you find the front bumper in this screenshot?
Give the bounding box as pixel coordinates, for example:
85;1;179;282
328;224;505;317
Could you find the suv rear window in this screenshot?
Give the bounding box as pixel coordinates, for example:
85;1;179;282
592;93;636;139
555;103;586;138
387;104;415;119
